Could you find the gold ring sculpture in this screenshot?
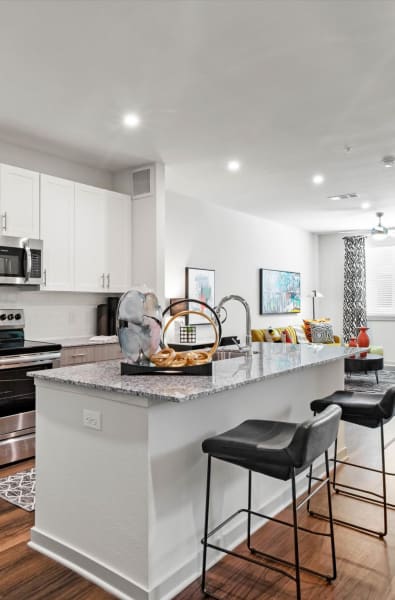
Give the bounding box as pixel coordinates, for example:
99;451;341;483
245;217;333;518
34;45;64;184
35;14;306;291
150;310;219;368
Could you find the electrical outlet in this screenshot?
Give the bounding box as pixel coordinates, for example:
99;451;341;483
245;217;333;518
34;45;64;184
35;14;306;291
83;409;102;431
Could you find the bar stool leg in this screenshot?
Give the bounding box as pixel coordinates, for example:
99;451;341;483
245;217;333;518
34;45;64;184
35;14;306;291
332;438;338;493
306;462;313;514
291;468;302;600
247;469;252;550
325;450;337;580
380;421;388;537
201;455;212;594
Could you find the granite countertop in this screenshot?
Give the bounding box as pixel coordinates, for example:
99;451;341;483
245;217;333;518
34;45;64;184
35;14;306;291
31;342;357;403
43;336;120;348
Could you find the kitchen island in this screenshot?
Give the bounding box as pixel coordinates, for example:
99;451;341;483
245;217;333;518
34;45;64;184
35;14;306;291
30;343;354;600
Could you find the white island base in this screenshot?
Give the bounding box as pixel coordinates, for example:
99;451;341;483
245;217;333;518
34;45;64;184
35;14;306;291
30;346;347;600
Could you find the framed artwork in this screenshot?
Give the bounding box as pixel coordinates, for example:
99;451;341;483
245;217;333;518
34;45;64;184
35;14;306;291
259;268;301;314
185;267;215;324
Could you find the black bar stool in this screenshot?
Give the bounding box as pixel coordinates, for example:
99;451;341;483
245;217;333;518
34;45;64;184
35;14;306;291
308;386;395;537
201;405;341;600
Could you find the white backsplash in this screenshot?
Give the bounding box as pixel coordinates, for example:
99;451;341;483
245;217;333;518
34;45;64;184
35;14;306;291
0;289;110;340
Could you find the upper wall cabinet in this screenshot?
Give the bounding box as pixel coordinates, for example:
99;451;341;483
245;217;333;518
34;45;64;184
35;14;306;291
74;185;132;293
106;190;132;293
74;184;108;292
0;164;40;238
40;175;75;291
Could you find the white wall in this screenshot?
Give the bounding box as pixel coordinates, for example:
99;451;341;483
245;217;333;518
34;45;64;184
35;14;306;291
318;233;344;335
0;289;110;340
318;233;395;367
165;192;319;342
113;163;166;303
0;137;113;189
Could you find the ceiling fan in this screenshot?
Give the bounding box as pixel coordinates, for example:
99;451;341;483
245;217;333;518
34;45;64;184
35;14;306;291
340;211;395;240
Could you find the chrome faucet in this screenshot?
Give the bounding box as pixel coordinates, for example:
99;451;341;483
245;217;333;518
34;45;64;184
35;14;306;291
216;294;252;355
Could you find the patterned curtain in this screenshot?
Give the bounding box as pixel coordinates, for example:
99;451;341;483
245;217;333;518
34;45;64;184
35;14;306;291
343;236;367;342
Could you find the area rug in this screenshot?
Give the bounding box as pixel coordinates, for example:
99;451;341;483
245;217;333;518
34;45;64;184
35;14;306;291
345;369;395;395
0;468;35;511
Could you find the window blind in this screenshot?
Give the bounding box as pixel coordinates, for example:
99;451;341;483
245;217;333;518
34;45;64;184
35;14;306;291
366;243;395;316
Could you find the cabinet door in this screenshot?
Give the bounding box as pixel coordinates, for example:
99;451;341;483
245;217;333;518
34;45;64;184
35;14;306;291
0;164;40;238
74;184;107;291
106;191;132;292
40;175;74;290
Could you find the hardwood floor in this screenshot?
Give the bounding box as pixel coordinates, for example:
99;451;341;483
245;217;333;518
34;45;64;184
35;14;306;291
175;422;395;600
1;422;394;599
0;459;114;600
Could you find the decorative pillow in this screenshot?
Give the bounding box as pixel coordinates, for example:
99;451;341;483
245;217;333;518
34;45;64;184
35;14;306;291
310;322;334;344
283;326;297;344
251;329;265;342
264;327;282;342
303;318;330;342
293;324;309;344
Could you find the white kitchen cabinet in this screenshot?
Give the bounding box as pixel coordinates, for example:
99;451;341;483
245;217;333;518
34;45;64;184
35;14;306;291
106;190;132;292
0;164;40;238
74;184;107;292
40;175;74;290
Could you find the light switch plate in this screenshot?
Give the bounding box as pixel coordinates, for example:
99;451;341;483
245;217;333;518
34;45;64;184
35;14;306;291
83;409;102;431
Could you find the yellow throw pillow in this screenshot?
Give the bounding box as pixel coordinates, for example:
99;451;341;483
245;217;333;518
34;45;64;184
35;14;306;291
251;329;265;342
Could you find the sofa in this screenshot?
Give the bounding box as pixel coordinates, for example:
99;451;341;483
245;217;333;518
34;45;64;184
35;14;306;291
251;319;341;346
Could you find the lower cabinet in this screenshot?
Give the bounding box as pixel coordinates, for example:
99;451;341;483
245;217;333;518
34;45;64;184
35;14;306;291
60;343;123;367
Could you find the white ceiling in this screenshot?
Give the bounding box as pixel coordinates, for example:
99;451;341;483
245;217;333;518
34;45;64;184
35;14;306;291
1;0;395;233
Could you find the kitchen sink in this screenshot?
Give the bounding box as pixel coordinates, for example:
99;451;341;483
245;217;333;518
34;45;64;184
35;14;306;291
212;349;256;361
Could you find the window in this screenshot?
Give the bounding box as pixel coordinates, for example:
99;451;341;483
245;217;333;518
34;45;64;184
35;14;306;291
366;241;395;317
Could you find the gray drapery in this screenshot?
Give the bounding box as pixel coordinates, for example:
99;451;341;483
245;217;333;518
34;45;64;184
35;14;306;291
343;236;367;342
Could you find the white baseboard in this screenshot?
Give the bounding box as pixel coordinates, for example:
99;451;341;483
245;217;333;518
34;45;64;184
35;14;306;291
29;529;148;600
29;456;337;600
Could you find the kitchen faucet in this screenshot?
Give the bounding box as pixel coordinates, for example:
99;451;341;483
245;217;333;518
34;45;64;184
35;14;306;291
216;294;252;355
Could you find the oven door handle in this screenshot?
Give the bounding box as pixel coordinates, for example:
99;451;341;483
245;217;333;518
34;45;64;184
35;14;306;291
24;241;32;283
0;352;61;368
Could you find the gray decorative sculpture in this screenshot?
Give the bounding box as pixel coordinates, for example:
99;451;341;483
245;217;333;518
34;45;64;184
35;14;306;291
117;289;162;364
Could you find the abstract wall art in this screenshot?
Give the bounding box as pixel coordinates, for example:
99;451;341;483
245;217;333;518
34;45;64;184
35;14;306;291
259;268;301;314
185;267;215;324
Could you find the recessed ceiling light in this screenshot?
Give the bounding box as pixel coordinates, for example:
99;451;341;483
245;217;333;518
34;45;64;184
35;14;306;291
123;113;141;128
361;201;371;210
328;195;341;201
227;160;241;172
312;174;325;185
382;155;395;168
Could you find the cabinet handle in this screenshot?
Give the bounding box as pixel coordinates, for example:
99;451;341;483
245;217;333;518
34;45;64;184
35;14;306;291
43;268;47;286
101;273;105;288
107;273;110;288
71;353;87;358
2;212;7;232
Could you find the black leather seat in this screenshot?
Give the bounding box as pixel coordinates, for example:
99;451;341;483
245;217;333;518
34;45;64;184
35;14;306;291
308;386;395;537
201;405;341;600
202;406;342;481
311;389;395;428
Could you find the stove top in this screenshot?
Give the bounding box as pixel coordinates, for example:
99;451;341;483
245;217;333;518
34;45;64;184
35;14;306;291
0;338;62;357
0;309;62;357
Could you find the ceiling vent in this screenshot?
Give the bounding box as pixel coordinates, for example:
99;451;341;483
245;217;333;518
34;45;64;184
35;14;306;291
328;192;359;201
132;168;152;198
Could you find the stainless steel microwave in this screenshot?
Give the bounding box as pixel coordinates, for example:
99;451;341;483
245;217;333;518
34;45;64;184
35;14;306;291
0;236;43;286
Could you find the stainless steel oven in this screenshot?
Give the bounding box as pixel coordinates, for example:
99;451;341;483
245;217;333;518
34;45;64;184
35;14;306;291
0;309;61;466
0;236;43;286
